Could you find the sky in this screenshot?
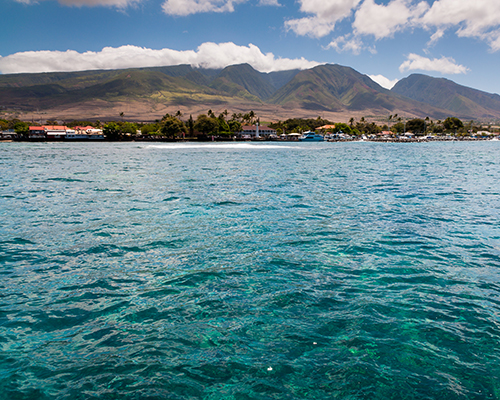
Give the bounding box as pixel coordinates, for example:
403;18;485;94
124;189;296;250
1;0;500;94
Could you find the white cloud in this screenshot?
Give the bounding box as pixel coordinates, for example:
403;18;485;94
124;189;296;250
368;74;399;89
258;0;280;6
14;0;141;6
285;0;361;38
489;32;500;52
327;35;363;54
162;0;245;15
399;53;468;74
297;0;361;20
427;28;444;46
0;43;320;74
353;0;428;39
284;0;500;54
285;17;337;39
419;0;500;51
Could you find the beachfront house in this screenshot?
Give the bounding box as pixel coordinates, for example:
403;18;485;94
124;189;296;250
67;126;104;139
27;125;104;140
28;126;46;140
316;124;336;132
44;125;69;140
1;129;18;140
239;124;277;139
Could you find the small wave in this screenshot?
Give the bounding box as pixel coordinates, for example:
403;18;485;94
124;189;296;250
212;200;240;206
46;177;85;182
1;237;35;245
147;143;296;150
163;196;181;202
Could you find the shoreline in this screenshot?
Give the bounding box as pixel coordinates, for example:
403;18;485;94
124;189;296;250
1;137;498;143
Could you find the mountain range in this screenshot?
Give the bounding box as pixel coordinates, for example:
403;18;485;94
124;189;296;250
1;63;499;122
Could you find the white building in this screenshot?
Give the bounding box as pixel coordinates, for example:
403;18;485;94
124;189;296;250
240;124;277;138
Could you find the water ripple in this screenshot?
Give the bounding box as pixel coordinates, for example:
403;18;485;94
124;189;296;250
1;141;500;399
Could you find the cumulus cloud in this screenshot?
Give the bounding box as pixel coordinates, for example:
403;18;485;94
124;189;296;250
162;0;245;15
327;35;364;54
285;17;337;39
14;0;141;6
353;0;428;39
368;74;399;89
420;0;500;51
0;43;320;74
427;28;445;46
399;53;468;74
258;0;280;6
285;0;361;38
285;0;429;47
285;0;500;54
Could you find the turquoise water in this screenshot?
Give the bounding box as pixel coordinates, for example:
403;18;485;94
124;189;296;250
1;141;500;399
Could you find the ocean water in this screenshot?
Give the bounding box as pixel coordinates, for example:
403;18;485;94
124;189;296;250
1;141;499;399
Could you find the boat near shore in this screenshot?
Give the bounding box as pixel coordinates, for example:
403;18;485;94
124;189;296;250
299;131;324;141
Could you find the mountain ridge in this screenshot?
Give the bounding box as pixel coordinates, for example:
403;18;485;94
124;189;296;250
1;64;499;122
391;74;500;120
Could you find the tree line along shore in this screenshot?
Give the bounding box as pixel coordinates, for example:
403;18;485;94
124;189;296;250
1;111;499;141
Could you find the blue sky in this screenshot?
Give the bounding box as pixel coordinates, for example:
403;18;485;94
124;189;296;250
2;0;500;94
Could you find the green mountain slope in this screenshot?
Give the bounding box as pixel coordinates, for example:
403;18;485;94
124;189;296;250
2;63;499;120
0;66;255;109
391;74;500;119
212;64;276;100
268;64;448;117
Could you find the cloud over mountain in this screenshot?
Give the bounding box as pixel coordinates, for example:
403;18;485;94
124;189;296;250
0;43;320;75
399;54;468;74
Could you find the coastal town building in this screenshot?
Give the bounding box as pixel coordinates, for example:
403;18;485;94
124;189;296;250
239;124;277;138
26;125;104;140
316;124;336;132
28;126;46;140
44;125;69;140
1;129;18;140
69;126;104;139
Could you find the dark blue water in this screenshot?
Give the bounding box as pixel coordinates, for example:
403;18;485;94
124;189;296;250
1;141;500;399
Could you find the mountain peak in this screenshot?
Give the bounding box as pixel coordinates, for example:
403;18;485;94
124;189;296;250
392;74;500;119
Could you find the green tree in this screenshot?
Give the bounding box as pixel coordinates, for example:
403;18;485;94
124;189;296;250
160;116;186;139
391;122;405;134
405;119;426;134
187;115;195;138
14;121;29;135
332;123;352;135
194;114;219;137
120;122;138;135
141;123;160;136
443;117;463;132
228;119;242;134
217;112;230;134
103;122;120;139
